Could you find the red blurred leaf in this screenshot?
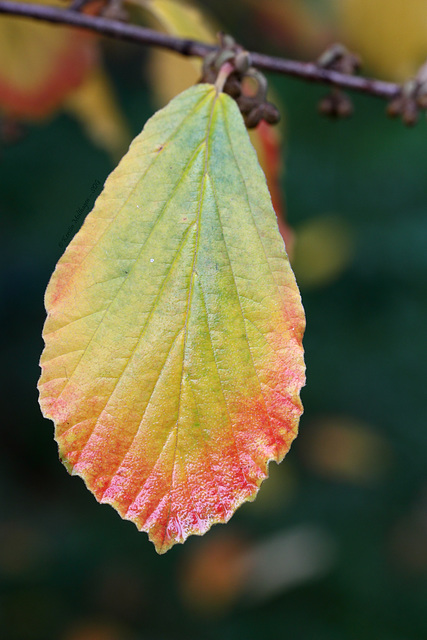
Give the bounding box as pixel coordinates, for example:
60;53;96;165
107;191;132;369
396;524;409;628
250;121;294;255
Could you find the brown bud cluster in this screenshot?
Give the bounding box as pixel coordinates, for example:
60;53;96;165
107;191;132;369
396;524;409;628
316;43;359;120
200;34;280;129
387;77;427;126
236;96;280;128
318;90;353;119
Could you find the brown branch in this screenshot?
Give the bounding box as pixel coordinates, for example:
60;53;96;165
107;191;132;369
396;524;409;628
0;0;401;100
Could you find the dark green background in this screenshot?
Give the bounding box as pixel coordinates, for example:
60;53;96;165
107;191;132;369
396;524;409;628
1;6;426;639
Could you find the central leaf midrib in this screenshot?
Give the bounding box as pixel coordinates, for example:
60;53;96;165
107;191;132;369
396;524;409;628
159;88;220;548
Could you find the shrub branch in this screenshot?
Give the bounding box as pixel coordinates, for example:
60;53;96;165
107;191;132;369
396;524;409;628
1;0;425;116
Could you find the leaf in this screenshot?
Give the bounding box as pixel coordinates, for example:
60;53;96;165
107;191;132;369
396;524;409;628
147;44;201;107
333;0;427;80
131;0;217;105
0;0;97;119
137;0;216;42
64;65;131;161
38;84;305;553
292;214;354;289
249;121;294;256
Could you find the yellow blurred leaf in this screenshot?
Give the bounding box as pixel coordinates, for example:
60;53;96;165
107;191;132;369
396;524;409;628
64;65;131;161
0;0;97;118
334;0;427;80
148;48;201;106
292;214;354;289
129;0;217;105
137;0;216;42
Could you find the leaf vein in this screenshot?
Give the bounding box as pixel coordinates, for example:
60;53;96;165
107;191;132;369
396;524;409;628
208;172;278;459
196;277;250;487
66;222;196;460
54;136;205;393
220;100;292;324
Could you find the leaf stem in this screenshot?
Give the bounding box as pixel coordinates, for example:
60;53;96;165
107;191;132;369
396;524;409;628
214;62;235;94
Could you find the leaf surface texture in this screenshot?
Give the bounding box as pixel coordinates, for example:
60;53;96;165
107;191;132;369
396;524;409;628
39;84;305;552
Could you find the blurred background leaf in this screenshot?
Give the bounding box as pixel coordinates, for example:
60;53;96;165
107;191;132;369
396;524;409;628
0;0;97;119
333;0;427;80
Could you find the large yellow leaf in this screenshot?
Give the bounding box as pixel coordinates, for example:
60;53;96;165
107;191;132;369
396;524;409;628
334;0;427;80
39;84;305;553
